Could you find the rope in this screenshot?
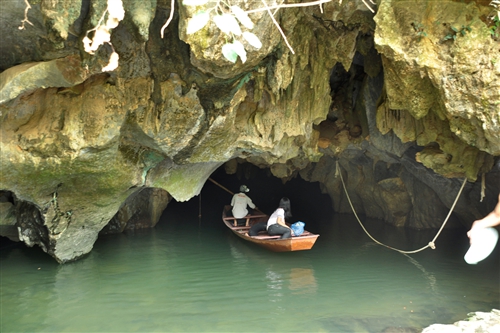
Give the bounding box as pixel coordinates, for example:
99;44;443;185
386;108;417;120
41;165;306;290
335;160;468;254
480;172;485;202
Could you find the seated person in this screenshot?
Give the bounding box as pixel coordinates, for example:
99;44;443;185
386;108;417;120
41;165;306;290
248;222;267;236
267;197;294;239
231;185;256;225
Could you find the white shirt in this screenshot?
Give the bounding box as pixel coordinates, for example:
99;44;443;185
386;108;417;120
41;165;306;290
231;193;255;218
267;208;285;228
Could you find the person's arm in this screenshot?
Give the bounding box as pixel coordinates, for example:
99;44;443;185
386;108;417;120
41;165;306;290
247;196;256;209
276;209;293;234
468;194;500;243
276;216;287;227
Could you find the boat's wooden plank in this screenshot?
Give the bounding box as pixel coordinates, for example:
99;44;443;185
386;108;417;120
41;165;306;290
222;205;319;251
249;235;281;240
223;214;267;221
250;234;318;240
232;229;251;233
231;226;251;230
232;228;315;237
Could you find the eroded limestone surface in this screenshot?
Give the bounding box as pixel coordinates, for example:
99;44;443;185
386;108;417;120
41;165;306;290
0;0;498;262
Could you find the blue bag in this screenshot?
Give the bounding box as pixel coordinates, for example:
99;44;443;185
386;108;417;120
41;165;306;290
291;221;305;236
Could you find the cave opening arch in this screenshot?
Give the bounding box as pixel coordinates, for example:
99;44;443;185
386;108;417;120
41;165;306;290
159;160;334;232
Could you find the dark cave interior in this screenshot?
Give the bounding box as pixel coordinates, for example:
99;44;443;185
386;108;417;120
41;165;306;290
166;162;333;230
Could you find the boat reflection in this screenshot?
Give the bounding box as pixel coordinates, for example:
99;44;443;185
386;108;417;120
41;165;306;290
265;265;318;309
228;231;318;299
288;267;317;295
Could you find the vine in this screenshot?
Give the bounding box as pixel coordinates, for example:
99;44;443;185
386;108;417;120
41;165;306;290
161;0;376;64
18;0;34;30
411;22;427;41
18;0;378;68
490;15;499;39
443;24;472;42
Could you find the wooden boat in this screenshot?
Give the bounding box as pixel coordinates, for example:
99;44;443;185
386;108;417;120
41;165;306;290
222;205;319;252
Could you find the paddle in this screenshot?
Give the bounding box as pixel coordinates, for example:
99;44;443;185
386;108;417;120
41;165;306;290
208;177;234;195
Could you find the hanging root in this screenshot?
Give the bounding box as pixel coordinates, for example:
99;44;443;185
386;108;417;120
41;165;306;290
160;0;176;38
18;0;34;30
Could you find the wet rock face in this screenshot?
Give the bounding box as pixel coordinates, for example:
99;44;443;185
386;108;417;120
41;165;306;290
0;1;81;71
101;188;171;234
0;0;498;262
422;309;500;332
374;0;500;165
0;191;18;242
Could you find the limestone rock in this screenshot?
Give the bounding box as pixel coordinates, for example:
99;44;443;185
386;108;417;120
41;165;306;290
101;187;171;234
0;0;499;263
422;309;500;333
374;0;500;156
0;55;90;104
122;0;156;41
40;0;82;41
377;178;412;227
0;0;77;71
177;0;285;79
0;192;18;242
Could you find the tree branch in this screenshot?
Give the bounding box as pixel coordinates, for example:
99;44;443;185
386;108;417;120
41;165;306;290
261;0;295;54
246;0;333;14
361;0;375;13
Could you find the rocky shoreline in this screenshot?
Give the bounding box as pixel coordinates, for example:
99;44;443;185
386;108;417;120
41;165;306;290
423;309;500;333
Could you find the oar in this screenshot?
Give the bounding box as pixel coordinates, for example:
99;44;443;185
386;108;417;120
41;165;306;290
208;178;234;195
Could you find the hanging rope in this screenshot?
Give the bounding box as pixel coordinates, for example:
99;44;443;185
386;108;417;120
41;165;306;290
199;191;202;218
335;160;468;254
480;172;485;202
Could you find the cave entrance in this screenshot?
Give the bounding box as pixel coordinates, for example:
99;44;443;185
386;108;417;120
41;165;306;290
162;161;333;231
0;190;18;250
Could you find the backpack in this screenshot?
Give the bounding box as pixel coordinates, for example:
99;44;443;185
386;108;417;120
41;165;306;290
291;221;305;236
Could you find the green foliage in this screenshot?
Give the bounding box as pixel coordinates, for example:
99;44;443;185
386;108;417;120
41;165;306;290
411;22;427;41
214;13;242;35
186;11;210;34
490;16;500;39
183;0;262;64
443;24;471;42
222;41;246;63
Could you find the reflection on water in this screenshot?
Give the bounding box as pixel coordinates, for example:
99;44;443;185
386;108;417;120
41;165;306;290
1;209;499;333
228;235;317;301
289;268;317;295
404;254;438;294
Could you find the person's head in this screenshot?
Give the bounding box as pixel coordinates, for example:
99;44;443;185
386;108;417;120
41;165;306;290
240;185;249;193
278;197;292;219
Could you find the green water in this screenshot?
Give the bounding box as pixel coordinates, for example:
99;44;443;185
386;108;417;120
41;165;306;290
1;200;499;333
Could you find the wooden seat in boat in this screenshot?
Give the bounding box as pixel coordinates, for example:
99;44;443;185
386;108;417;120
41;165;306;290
223;214;267;226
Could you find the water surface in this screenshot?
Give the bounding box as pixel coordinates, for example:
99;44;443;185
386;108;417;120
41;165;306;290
1;200;499;332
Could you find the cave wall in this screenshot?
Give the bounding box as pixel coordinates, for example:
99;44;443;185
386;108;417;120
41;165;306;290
0;0;499;262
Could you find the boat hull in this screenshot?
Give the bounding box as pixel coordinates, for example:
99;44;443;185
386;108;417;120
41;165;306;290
222;205;319;252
